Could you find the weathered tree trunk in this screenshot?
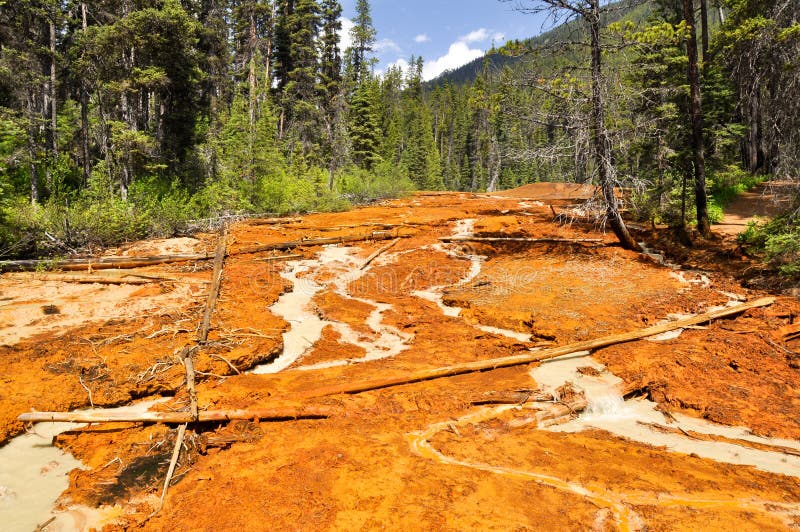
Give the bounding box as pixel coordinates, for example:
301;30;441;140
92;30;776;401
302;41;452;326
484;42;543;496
486;135;501;192
49;13;58;164
683;0;711;237
80;2;91;185
700;0;710;66
745;92;763;172
588;0;640;251
26;90;39;203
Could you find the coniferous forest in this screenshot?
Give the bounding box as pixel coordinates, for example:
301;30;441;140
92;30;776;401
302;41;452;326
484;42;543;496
0;0;798;272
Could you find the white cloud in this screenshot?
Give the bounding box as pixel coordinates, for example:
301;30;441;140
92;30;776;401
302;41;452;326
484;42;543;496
375;38;402;54
422;41;484;81
419;27;508;81
414;34;430;43
460;28;490;43
389;58;411;72
338;17;354;51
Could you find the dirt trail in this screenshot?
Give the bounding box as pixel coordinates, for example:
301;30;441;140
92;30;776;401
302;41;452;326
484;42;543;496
715;181;794;236
2;186;800;530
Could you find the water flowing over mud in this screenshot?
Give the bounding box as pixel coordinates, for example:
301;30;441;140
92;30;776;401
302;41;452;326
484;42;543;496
3;189;800;530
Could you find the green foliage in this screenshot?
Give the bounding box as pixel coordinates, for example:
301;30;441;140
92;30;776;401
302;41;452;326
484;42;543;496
334;163;414;203
708;166;767;209
740;214;800;278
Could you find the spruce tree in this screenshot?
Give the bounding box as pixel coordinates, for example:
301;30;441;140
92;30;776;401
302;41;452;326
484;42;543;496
346;0;376;85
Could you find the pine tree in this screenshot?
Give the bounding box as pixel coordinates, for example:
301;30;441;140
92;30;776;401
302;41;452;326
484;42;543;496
349;77;381;169
401;58;442;190
275;0;321;152
346;0;376;85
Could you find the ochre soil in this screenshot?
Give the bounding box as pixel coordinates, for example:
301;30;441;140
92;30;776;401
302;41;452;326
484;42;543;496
2;188;800;530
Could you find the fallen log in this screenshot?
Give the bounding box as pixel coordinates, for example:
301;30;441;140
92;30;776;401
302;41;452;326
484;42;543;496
247;217;303;226
306;297;775;397
360;238;400;270
0;232;407;272
159;423;187;506
637;421;800;457
197;230;227;344
314;223;408;232
439;236;603;244
470;389;554;405
0;253;213;272
18;406;335;424
251;254;303;262
238;231;407;255
2;273;154;285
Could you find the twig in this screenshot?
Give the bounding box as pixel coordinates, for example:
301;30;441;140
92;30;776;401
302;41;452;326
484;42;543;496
159;423;187;506
78;373;94;408
210;353;241;375
360;238;400;270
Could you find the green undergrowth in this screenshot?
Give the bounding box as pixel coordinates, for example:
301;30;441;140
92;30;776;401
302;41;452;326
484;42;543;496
0;165;414;260
740;211;800;278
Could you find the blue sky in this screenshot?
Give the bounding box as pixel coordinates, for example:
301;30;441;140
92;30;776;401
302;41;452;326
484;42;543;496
338;1;549;81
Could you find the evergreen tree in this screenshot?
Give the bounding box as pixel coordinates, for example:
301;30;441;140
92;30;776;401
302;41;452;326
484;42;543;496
348;77;381;169
346;0;376;85
276;0;321;153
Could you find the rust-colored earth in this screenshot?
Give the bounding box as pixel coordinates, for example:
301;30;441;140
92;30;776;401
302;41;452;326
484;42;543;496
3;186;800;531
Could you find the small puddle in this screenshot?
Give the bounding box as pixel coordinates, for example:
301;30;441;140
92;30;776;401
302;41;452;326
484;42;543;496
0;399;164;532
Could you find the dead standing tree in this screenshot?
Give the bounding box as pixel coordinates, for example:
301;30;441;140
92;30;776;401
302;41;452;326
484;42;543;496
505;0;641;251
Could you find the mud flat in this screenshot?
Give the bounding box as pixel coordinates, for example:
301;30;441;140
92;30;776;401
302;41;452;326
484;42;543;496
3;191;800;530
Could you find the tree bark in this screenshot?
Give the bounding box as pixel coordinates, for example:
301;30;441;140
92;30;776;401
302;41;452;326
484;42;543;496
49;12;58;163
588;0;640;251
684;0;711;237
699;0;710;67
26;90;39;203
80;2;91;185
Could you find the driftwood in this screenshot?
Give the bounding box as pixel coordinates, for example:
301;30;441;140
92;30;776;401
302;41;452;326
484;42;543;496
4;273;153;285
180;348;199;420
470;389;554;405
0;272;199;285
439;236;603;244
306;297;775;397
0;231;406;272
238;231;407;255
18;406;335;424
159;423;187;505
248;217;303;226
314;223;406;232
360;238;400;270
197;231;227;344
251;254;303;262
0;253;213;272
637;421;800;457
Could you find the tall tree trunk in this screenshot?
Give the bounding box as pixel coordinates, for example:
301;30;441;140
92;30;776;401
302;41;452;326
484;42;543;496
486;135;501;192
80;2;90;185
745;92;762;172
264;1;275;94
700;0;709;66
27;91;39;203
588;0;640;251
49;12;58;163
248;8;257;128
683;0;710;237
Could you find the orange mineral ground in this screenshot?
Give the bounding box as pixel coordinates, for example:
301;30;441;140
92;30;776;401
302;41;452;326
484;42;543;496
2;188;800;531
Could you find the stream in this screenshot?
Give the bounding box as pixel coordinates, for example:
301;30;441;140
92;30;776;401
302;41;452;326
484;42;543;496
252;244;411;373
